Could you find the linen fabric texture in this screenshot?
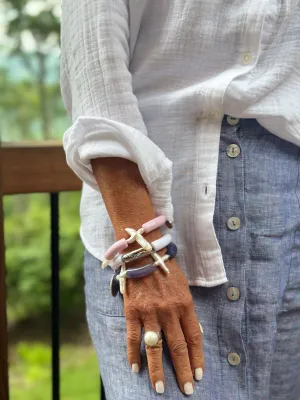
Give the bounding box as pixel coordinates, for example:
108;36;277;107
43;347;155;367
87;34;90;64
60;0;300;286
84;118;300;400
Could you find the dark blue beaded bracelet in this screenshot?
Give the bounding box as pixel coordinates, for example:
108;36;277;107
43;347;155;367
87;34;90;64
166;242;177;259
110;269;121;297
110;241;178;296
126;263;157;279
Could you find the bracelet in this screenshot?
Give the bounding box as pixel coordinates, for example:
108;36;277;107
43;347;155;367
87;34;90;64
108;233;172;270
110;242;178;297
101;215;173;269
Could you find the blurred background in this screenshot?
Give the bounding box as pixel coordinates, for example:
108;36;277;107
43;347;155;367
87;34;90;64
1;0;100;398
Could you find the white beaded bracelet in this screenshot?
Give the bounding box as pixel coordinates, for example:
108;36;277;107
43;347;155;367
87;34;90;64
108;233;172;270
101;215;172;269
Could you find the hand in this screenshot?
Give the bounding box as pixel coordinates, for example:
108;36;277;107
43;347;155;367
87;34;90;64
91;157;204;394
124;256;204;395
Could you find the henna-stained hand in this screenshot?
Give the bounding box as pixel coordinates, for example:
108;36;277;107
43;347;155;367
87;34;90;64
124;256;204;395
91;156;204;395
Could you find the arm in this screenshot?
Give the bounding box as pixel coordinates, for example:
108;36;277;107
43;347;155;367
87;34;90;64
91;157;161;245
92;157;204;395
91;157;164;271
60;0;173;222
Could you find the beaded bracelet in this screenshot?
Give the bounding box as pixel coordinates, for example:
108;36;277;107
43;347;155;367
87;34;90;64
101;215;173;269
110;242;178;297
108;233;172;270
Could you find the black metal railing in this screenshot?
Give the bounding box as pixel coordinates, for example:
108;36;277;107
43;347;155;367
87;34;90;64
0;143;106;400
50;193;60;400
50;192;105;400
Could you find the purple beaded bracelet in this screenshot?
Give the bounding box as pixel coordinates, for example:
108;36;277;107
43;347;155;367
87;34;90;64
110;242;178;296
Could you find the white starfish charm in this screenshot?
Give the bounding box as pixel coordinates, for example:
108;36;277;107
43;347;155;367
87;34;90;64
125;228;152;252
101;258;111;269
118;264;126;294
151;252;170;274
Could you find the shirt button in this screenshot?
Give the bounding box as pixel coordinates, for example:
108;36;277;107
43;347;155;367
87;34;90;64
207;110;221;120
226;115;240;126
227;287;240;301
241;52;253;65
227;144;240;158
228;352;241;366
227;217;241;230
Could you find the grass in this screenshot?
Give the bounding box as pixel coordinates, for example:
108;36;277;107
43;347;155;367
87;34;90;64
9;344;100;400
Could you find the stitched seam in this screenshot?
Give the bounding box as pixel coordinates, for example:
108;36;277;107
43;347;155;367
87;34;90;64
281;151;300;309
240;128;250;400
90;307;125;318
87;301;125;318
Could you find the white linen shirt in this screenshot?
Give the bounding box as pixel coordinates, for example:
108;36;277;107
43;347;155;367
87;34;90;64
60;0;300;287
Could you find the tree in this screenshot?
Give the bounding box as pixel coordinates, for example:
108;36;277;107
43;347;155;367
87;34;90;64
0;68;39;140
4;0;60;139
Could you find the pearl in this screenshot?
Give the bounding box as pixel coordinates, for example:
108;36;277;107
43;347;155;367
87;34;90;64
144;331;160;346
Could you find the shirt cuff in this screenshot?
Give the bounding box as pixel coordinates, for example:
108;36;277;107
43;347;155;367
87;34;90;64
63;116;174;222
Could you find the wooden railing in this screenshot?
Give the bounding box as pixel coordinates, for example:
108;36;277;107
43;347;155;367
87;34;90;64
0;142;105;399
1;142;81;195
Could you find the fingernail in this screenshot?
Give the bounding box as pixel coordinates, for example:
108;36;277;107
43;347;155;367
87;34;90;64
195;367;203;381
155;381;165;394
131;363;139;373
184;382;194;395
199;322;204;334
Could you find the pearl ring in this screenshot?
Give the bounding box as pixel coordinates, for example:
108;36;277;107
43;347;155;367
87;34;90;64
144;331;162;347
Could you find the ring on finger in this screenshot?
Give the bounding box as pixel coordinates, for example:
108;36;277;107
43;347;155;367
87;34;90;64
144;331;162;347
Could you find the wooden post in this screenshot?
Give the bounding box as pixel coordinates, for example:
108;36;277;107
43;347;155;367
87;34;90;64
0;146;9;400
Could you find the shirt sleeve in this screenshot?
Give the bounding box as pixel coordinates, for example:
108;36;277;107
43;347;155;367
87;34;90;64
60;0;174;221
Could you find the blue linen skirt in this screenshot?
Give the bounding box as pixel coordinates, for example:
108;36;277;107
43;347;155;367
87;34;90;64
83;117;300;400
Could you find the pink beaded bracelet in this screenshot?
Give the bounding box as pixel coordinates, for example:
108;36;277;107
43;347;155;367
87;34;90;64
101;215;173;269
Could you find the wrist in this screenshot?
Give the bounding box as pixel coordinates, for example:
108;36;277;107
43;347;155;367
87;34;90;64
114;216;163;240
116;227;164;269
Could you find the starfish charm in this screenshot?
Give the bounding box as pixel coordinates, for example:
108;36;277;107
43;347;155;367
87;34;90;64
151;252;170;274
118;264;126;294
125;228;153;252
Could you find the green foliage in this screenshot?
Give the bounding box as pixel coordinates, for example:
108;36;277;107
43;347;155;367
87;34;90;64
3;0;61;139
10;343;100;399
16;342;51;383
1;0;83;323
5;0;60;43
1;0;81;322
2;1;98;397
0;66;68;141
17;342;51;365
4;192;84;322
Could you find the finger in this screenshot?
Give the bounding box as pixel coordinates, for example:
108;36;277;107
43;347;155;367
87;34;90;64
161;314;194;395
143;318;165;394
180;306;204;381
126;315;142;373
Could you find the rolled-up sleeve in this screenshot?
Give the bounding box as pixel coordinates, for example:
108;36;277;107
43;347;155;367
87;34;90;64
60;0;174;221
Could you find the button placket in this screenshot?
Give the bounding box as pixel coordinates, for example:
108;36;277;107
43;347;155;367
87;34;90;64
215;120;247;388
